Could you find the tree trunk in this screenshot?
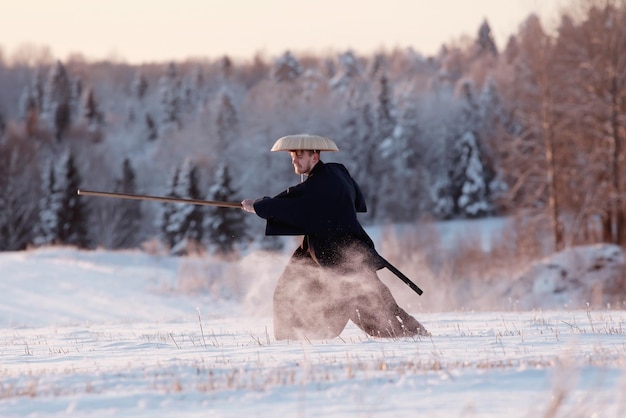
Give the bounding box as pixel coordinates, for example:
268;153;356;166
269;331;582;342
540;68;563;251
610;73;624;246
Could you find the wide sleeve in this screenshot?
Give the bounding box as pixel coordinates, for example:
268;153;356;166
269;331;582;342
253;180;326;235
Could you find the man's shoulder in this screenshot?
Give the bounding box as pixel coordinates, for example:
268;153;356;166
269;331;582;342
324;162;349;173
312;162;352;182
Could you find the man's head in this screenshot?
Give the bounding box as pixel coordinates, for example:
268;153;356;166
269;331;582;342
270;134;339;175
289;149;320;175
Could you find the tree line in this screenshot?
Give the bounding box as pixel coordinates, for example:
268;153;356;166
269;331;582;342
0;0;624;256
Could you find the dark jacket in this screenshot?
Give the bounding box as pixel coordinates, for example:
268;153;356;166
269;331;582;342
253;161;384;270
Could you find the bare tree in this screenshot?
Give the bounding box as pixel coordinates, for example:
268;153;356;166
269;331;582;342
551;0;626;245
498;14;564;250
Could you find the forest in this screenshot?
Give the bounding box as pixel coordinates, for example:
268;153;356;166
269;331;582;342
0;0;624;258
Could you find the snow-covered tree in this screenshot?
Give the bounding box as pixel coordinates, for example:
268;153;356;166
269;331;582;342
220;55;234;79
127;70;149;124
157;166;180;249
174;159;204;245
34;152;88;247
273;51;303;83
79;87;104;132
159;159;204;254
476;20;498;57
89;158;142;249
34;160;62;246
131;71;148;101
56;151;90;247
204;163;247;256
369;53;387;78
373;72;399;221
189;66;207;109
18;84;39;136
478;77;508;207
382;96;428;221
338;96;379;223
0;111;5;140
456;79;482;136
43;61;74;141
215;88;239;150
478;77;504;140
159;62;183;132
72;77;83;116
446;79;495;218
376;73;396;144
431;176;455;220
113;158;142;247
452;131;493;218
24;69;46;114
102;158;142;249
0;138;39;250
145;113;158;141
329;50;363;91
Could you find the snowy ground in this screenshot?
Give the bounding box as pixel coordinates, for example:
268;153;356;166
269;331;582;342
1;247;626;418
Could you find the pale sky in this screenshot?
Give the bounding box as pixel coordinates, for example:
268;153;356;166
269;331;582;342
1;0;566;64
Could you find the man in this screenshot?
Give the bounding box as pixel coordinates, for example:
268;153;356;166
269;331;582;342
241;134;428;340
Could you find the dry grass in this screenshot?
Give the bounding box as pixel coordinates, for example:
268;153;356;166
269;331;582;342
375;213;626;312
2;311;625;406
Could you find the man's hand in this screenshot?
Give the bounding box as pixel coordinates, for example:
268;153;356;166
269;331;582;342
241;199;257;213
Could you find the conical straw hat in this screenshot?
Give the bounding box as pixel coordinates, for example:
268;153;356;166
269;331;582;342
270;134;339;152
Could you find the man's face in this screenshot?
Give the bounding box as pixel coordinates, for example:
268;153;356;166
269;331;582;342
289;150;318;175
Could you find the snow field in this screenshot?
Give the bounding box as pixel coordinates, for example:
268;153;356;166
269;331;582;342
1;247;626;417
2;311;626;417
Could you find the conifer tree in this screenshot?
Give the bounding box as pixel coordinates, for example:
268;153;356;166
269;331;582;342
159;159;204;254
329;50;362;91
273;51;302;83
158;166;180;249
374;72;398;221
215;89;239;150
0;138;39;250
127;70;148;124
204;163;247;256
369;53;386;78
476;20;498;56
190;66;207;108
159;62;183;131
18;84;39;137
431;176;455;220
340;99;378;223
449;80;493;218
43;61;73;141
56;152;90;247
387;98;427;221
72;77;83;116
145;113;158;141
478;77;504;140
131;71;148;101
34;160;62;246
34;152;89;247
80;87;103;132
111;158;142;248
0;111;5;140
31;70;46;112
220;55;233;79
376;73;396;143
451;132;492;218
174;159;204;246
